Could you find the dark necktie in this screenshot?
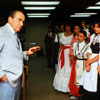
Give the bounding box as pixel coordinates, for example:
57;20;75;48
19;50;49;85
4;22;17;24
14;33;20;49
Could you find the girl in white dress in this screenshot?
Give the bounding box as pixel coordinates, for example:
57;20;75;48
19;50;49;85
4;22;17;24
53;24;73;93
79;21;100;100
69;30;89;99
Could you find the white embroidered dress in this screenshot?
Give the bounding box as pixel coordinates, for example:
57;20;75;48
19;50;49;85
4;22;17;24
80;34;100;92
73;41;88;85
53;33;73;92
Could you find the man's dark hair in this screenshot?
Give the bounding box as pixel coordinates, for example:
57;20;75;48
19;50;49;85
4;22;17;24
8;10;24;18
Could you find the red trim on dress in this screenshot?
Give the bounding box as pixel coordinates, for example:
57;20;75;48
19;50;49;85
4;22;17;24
60;46;70;69
69;59;82;96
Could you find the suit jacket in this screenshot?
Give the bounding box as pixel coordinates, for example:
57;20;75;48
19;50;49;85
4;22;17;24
0;23;28;88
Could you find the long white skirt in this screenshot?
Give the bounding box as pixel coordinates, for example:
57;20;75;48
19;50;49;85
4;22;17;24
80;53;98;92
75;60;84;85
53;49;71;93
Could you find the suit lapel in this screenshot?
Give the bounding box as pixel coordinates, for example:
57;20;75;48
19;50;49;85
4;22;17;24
4;24;21;49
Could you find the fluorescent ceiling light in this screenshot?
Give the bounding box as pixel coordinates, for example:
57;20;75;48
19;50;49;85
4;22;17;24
74;13;97;15
70;15;91;17
21;1;60;5
24;7;56;10
28;15;49;18
27;13;50;16
95;2;100;5
86;6;100;9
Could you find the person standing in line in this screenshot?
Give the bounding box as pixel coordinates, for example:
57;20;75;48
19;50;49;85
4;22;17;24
52;25;60;68
69;25;81;67
45;26;53;68
80;21;90;41
89;23;94;36
0;10;40;100
79;21;100;100
54;25;62;70
69;30;89;99
53;24;73;93
60;23;65;32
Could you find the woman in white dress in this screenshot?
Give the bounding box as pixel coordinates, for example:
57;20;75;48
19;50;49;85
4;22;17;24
79;21;100;100
53;24;73;93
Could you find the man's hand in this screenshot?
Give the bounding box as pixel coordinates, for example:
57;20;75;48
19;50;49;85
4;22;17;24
26;46;40;56
0;75;7;82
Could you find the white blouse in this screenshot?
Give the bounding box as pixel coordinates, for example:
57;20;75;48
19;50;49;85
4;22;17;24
59;33;73;46
73;41;88;59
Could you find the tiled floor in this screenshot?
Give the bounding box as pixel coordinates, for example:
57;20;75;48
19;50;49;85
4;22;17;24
25;55;71;100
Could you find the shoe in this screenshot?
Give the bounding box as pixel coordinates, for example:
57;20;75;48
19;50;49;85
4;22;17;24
70;96;77;100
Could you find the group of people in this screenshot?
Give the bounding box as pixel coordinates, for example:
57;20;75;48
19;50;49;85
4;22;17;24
45;21;100;100
1;9;100;100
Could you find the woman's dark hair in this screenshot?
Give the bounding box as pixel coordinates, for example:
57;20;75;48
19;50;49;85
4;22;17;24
64;23;72;31
93;21;100;28
74;24;81;29
79;30;87;37
79;30;88;42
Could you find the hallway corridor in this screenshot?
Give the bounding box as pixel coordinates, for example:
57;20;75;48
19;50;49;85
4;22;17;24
25;55;71;100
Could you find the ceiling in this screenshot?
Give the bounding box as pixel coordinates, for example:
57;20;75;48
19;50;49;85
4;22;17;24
0;0;100;24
